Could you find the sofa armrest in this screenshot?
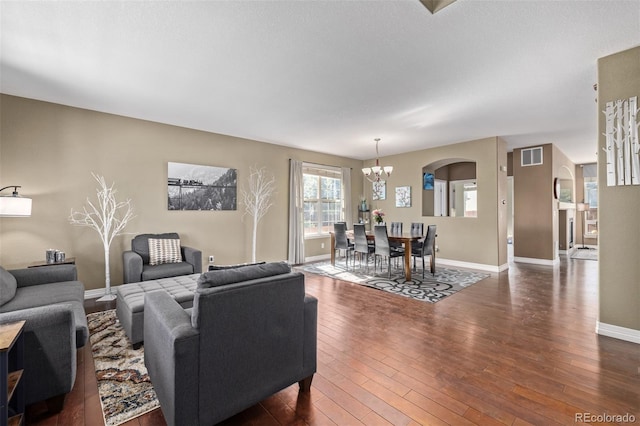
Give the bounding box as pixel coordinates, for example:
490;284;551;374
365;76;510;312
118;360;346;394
144;291;200;426
302;294;318;379
182;246;202;273
122;250;143;283
0;304;77;405
9;264;78;288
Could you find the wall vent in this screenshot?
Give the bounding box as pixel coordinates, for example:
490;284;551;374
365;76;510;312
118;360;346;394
521;147;543;166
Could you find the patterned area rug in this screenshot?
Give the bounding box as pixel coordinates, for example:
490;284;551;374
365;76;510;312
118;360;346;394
88;309;159;426
570;248;598;261
300;261;490;303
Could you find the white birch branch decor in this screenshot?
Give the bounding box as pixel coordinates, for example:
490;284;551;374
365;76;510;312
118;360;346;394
241;166;276;263
603;96;639;186
69;173;135;300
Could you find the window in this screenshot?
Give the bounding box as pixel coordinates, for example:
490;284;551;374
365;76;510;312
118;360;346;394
303;165;343;237
521;147;543;166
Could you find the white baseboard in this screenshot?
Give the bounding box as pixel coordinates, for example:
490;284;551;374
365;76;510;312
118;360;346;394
305;254;331;263
436;258;504;273
513;256;559;266
596;322;640;344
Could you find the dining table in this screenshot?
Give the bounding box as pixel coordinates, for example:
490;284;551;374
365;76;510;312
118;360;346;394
329;229;427;281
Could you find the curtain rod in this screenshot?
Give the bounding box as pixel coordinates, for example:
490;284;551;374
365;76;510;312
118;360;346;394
293;160;352;170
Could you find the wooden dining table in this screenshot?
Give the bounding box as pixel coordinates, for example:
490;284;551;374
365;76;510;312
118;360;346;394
329;229;426;281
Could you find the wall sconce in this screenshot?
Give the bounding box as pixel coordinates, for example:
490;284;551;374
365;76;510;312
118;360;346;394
0;186;32;217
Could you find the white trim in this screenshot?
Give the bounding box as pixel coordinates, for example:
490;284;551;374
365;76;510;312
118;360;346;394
521;146;543;166
513;256;559;266
596;322;640;344
305;254;331;263
436;257;505;273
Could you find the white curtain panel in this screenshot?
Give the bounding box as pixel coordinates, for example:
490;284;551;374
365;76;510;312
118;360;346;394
288;159;305;264
341;167;353;229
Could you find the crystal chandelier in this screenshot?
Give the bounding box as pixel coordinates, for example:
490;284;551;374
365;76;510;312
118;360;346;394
362;138;393;183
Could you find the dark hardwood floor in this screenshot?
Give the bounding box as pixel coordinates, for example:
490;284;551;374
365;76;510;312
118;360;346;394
25;255;639;425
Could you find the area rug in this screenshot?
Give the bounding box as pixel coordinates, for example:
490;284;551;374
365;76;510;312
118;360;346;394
87;309;159;426
570;248;598;261
300;261;490;303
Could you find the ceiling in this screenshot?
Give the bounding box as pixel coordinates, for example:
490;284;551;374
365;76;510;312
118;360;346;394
1;1;639;164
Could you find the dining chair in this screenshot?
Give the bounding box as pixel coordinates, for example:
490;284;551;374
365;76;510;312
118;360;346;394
411;225;437;277
410;222;424;251
333;222;354;268
389;222;404;251
353;223;374;272
374;224;404;278
410;222;424;235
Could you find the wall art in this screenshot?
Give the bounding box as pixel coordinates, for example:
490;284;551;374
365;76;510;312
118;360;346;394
423;172;434;190
603;96;639;186
372;180;386;200
395;186;411;208
168;162;237;210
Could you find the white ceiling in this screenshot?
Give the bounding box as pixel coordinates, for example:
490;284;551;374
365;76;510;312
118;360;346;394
1;1;639;164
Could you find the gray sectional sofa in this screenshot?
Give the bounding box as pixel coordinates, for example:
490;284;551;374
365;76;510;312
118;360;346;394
0;264;88;412
143;262;318;426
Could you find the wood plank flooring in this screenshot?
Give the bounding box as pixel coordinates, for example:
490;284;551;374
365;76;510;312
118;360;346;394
25;256;639;425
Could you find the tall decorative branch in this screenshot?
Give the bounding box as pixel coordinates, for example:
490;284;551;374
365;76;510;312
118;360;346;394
241;166;276;263
69;173;135;300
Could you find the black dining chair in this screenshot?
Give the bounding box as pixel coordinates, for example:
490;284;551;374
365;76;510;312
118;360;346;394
333;222;354;268
374;224;404;278
389;222;404;251
353;223;374;272
410;222;424;251
410;222;424;235
411;225;437;277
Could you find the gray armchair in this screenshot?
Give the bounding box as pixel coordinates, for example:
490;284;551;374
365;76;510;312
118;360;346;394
0;265;87;412
122;233;202;283
143;262;317;426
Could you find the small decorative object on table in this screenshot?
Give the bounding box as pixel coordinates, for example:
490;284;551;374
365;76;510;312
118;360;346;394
372;209;385;224
359;195;368;211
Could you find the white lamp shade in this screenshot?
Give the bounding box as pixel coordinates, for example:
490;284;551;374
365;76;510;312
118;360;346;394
0;196;32;216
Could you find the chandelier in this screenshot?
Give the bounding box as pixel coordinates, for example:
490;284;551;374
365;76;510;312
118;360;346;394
362;138;393;183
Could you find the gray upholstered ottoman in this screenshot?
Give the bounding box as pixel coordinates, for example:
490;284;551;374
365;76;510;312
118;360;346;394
116;273;200;347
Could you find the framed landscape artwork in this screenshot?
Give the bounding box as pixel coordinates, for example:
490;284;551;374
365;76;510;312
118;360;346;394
395;186;411;207
372;180;386;200
167;162;237;210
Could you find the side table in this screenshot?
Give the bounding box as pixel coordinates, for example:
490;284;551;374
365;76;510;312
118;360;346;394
27;257;76;268
1;320;25;426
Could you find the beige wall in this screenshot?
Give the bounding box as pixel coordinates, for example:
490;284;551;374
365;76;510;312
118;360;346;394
597;46;640;332
0;95;363;290
0;95;518;293
362;137;508;269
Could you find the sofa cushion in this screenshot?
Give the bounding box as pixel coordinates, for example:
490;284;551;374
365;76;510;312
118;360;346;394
0;281;85;313
0;266;17;306
148;238;183;266
197;261;291;288
141;262;194;281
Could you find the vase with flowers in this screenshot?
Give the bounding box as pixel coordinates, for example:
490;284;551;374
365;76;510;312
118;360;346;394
372;209;385;224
